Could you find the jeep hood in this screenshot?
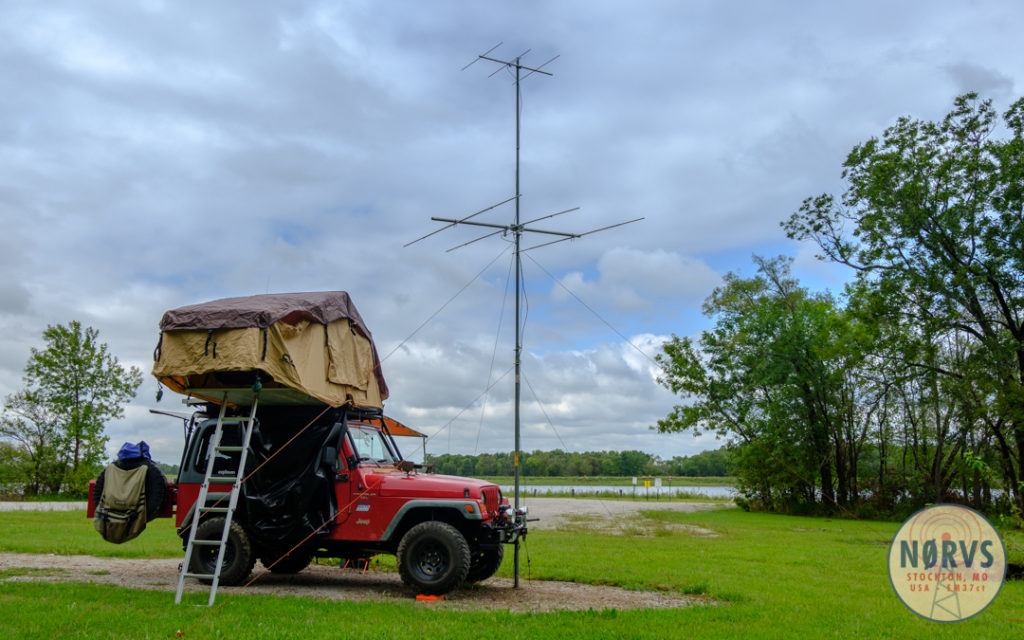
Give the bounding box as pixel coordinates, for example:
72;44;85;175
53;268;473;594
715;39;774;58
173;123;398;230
374;472;496;499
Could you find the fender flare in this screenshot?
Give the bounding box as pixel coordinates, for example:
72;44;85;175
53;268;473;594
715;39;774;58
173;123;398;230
381;500;483;542
176;492;232;536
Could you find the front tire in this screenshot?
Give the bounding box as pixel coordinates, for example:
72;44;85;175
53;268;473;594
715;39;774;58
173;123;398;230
397;521;470;595
465;543;504;583
189;517;255;586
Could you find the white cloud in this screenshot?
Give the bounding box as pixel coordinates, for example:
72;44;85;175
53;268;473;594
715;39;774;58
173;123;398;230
1;0;1022;466
550;248;721;314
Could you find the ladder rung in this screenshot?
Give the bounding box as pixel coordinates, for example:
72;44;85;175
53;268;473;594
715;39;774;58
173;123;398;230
176;393;259;607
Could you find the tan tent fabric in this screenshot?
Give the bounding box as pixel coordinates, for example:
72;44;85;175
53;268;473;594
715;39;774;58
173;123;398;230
152;292;388;408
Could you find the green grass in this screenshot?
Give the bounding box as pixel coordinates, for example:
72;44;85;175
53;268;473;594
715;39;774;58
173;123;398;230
0;508;1021;638
0;511;183;558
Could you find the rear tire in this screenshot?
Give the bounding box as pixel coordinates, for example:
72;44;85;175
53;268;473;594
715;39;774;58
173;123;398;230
189;517;255;586
397;521;470;595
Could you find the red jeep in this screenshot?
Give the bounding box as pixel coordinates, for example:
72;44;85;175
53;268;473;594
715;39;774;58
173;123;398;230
91;403;526;594
90;292;526;595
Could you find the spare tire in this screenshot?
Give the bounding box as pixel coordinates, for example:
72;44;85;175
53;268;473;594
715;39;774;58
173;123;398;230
94;459;168;522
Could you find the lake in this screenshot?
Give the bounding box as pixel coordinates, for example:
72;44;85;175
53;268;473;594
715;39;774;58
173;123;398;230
500;484;736;499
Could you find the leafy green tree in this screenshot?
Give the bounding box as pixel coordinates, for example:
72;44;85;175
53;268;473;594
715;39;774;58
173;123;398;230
0;441;29;492
616;450;651;477
669;447;734;477
0;322;142;495
785;92;1024;510
656;256;864;512
0;394;64;494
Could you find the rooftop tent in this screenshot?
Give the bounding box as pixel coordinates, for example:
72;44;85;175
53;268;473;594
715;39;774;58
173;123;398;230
152;291;389;408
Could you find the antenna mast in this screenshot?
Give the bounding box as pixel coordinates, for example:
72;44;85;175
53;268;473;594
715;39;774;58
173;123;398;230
409;45;642;589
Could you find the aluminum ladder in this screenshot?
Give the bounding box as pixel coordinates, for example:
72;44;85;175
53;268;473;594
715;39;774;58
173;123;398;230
175;393;259;606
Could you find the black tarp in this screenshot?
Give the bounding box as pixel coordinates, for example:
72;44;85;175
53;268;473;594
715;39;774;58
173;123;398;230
240;405;344;551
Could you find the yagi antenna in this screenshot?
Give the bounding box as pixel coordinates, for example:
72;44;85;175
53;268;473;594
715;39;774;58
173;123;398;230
404;195;519;248
405;45;642;590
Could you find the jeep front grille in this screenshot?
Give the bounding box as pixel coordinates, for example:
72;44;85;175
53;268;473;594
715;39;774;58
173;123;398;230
482;487;499;514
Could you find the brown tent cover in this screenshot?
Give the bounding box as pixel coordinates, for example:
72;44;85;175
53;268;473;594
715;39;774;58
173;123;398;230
152;291;389;408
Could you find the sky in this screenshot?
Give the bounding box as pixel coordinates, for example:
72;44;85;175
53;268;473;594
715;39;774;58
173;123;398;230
1;1;1022;466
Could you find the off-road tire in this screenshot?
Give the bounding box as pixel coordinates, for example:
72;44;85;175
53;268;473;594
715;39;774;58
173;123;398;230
261;549;314;574
397;521;470;594
189;517;255;586
93;459;168;522
465;543;504;583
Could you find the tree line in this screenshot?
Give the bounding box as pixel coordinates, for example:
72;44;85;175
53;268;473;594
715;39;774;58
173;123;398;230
658;94;1024;519
426;446;733;479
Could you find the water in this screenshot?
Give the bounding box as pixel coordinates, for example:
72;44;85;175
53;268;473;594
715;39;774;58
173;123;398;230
499;484;735;499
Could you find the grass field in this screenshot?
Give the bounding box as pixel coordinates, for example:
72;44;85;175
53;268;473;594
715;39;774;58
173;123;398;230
0;507;1021;639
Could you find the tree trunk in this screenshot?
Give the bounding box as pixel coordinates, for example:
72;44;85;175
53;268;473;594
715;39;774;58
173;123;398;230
1016;421;1024;511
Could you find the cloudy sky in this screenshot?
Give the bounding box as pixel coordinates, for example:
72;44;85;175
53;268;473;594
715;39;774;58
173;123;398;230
2;1;1022;466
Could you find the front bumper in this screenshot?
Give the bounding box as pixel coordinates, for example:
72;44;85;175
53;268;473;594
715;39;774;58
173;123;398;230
495;504;529;543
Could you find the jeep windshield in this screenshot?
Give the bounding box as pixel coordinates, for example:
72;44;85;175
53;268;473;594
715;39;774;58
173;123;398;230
348;423;398;465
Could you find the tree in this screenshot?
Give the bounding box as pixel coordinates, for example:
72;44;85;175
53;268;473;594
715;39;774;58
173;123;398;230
0;441;29;493
0;321;142;495
785;93;1024;510
0;394;64;494
656;256;868;513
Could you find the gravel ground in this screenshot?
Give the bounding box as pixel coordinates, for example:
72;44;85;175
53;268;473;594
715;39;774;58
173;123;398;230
0;498;728;611
0;501;88;511
521;496;726;530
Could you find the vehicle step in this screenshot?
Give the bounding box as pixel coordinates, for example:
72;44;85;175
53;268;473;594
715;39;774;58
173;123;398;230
208;476;240;483
215;446;244;452
183;573;217;580
190;540;222;547
197;507;229;514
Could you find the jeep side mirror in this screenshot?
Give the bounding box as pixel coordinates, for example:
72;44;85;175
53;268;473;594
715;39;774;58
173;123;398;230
321;446;338;472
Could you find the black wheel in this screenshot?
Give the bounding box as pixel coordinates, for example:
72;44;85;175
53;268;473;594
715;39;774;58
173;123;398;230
93;459;168;522
465;543;504;583
261;549;314;574
397;521;470;595
189;517;255;586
